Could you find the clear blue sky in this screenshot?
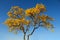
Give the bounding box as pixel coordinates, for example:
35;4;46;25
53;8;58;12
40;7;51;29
0;0;60;40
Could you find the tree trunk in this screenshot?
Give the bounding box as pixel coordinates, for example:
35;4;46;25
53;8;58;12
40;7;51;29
24;33;26;40
27;35;29;40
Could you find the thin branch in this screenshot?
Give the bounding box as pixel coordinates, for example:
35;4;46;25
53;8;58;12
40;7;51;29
27;23;41;40
28;21;42;36
29;25;40;36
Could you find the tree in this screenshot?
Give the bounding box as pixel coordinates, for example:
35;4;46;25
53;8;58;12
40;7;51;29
4;4;54;40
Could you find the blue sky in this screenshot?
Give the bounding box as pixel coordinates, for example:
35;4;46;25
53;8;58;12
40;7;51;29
0;0;60;40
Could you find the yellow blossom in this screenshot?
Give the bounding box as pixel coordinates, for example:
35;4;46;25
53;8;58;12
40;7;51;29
4;4;54;33
15;19;21;25
14;11;18;15
25;7;41;16
13;15;16;18
25;9;31;16
34;8;40;14
21;18;26;24
18;8;23;14
25;20;30;25
36;4;46;12
8;23;12;26
41;15;47;22
8;12;13;17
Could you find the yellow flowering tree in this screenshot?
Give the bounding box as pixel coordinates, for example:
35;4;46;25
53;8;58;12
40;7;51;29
4;4;54;40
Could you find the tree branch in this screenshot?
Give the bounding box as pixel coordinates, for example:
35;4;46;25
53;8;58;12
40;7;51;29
24;32;26;40
27;21;43;40
27;24;40;40
28;21;42;36
29;25;40;36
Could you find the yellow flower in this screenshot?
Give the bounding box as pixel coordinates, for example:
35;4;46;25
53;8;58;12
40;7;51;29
45;22;52;29
14;11;18;15
13;22;16;25
13;15;16;18
41;15;47;22
12;6;24;15
15;19;21;25
25;7;41;16
21;18;26;24
8;12;13;17
5;19;13;26
25;20;30;25
18;8;23;14
41;17;46;21
25;8;35;16
34;8;40;14
8;23;12;26
25;9;31;16
36;4;46;12
4;19;11;25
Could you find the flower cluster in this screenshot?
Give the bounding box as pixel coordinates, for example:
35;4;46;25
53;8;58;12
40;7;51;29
25;4;46;16
4;4;54;33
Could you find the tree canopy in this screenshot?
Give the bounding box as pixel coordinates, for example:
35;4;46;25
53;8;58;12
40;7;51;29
4;4;54;40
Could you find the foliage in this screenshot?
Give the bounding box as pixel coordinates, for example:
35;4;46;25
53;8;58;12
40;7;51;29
4;4;54;40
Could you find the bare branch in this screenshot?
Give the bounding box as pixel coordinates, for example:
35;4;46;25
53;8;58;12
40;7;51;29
28;21;42;36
